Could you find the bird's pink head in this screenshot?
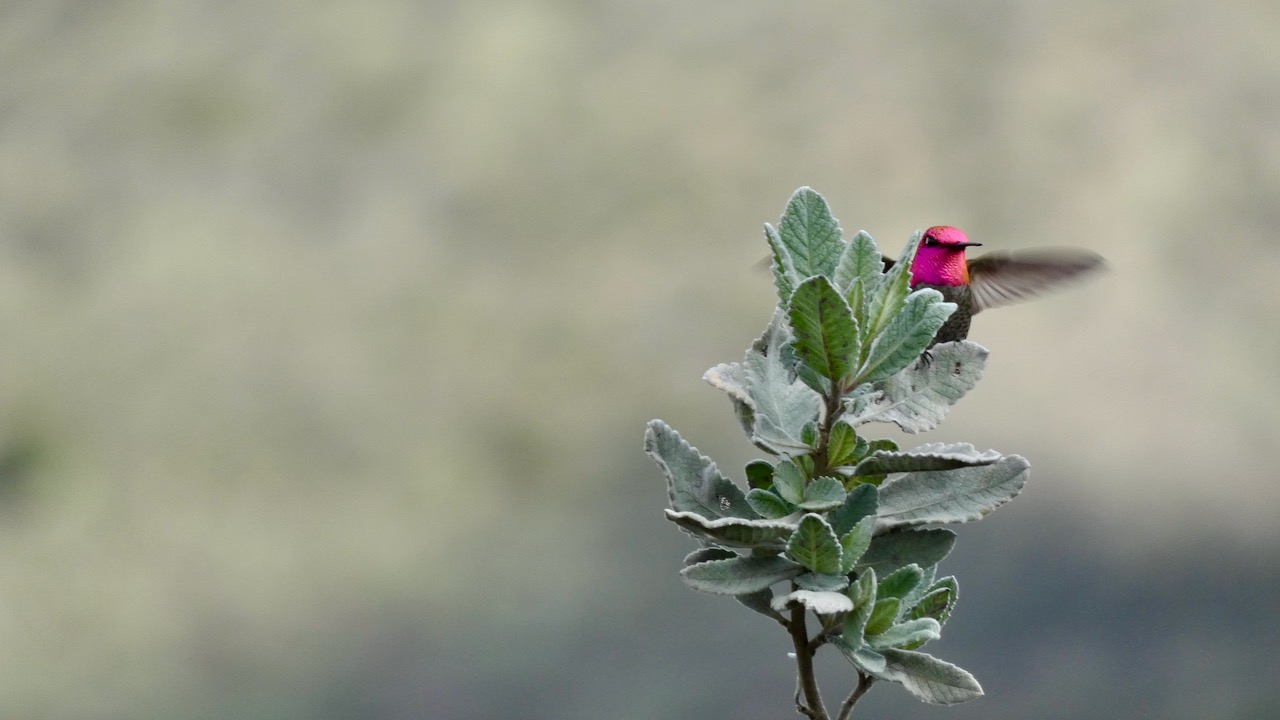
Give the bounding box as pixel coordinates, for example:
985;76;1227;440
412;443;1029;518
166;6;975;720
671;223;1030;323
910;226;982;286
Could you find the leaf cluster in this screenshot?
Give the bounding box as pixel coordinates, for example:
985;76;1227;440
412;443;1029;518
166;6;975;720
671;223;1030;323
648;188;1033;711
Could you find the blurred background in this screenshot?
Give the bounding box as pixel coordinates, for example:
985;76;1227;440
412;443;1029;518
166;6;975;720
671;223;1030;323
1;1;1277;718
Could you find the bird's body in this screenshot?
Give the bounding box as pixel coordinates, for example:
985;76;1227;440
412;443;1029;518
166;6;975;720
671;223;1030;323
918;282;977;345
898;226;1105;345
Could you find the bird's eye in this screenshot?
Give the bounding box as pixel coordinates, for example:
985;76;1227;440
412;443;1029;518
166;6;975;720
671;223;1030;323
923;237;937;247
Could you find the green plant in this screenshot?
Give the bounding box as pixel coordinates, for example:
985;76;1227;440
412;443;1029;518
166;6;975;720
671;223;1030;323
645;188;1030;719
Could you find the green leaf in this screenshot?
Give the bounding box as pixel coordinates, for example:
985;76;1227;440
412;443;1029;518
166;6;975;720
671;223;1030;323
795;572;850;592
799;476;846;511
830;634;888;674
830;483;878;536
876;454;1030;529
794;454;815;477
826;421;859;468
850;646;887;674
794;363;830;395
645;420;757;519
851;442;1002;476
680;555;804;595
863;231;920;342
745;488;794;519
838;515;876;574
772;460;806;505
867;618;941;650
899;565;937;612
765;222;799;307
799;422;819;448
777;187;844;279
772;590;854;616
744;312;823;454
683;547;737;566
785;514;843;575
788;276;860;386
844;278;867;338
833;230;884;302
857;529;956;576
735;587;785;623
847;567;875;604
664;510;796;549
703;362;755;439
864;597;901;636
877;564;925;602
744;460;774;489
855;289;955;385
703;360;750;406
844;340;988;434
850;437;875;466
908;577;958;627
875;648;983;705
842;569;877;640
866;439;899;454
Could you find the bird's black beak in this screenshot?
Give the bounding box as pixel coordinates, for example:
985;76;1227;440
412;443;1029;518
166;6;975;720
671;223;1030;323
959;241;982;248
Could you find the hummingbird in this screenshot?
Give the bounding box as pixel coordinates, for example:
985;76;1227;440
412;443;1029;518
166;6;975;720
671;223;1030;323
895;226;1106;346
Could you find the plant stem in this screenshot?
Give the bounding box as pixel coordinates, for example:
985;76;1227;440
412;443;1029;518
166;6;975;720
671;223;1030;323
793;376;863;720
788;604;827;720
835;672;875;720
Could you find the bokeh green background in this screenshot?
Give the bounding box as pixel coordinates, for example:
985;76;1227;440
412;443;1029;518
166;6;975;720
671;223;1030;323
2;2;1278;718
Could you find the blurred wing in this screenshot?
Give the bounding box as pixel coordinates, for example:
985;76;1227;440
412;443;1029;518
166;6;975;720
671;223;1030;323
967;249;1105;313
